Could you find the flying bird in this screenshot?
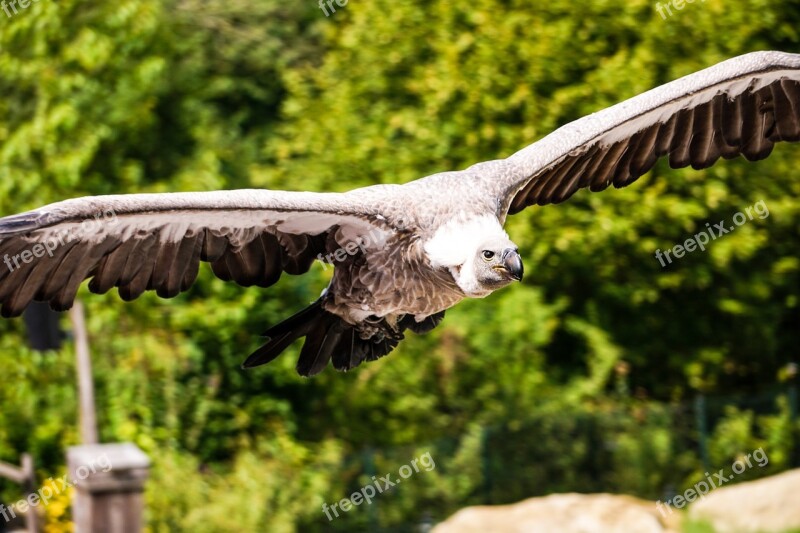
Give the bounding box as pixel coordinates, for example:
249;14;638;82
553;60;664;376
1;51;799;376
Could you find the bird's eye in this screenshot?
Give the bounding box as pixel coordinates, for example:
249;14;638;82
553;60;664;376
482;250;495;261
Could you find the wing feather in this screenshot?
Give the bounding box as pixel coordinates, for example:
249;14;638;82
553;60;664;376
628;123;660;179
53;238;122;312
552;150;595;203
0;189;394;316
118;234;158;300
89;237;140;294
589;141;628;192
772;80;800;141
499;51;800;215
667;107;694;168
688;101;720;169
159;231;203;298
7;253;63;313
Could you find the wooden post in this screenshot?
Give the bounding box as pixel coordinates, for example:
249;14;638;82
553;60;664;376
0;453;40;532
69;301;99;445
67;443;150;533
21;454;39;533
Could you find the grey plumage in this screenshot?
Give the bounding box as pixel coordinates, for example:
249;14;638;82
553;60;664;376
1;51;799;376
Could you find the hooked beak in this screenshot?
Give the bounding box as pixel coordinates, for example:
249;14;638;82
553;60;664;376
501;248;524;281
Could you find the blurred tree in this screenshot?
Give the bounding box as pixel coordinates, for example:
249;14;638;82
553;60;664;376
0;0;799;530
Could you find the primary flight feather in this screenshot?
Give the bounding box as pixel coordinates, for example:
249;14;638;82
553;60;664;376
1;51;799;376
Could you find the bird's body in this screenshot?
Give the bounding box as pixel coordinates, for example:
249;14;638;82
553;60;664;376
1;51;799;376
245;176;520;374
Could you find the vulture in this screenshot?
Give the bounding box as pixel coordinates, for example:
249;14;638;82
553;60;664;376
1;51;799;376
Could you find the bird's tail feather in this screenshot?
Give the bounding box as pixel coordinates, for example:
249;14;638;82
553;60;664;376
295;313;344;376
243;302;444;376
242;300;325;371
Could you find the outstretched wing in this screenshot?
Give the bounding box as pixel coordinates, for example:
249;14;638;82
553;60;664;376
493;51;800;215
0;188;396;317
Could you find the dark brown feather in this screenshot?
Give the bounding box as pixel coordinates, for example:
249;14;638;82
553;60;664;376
526;168;558;206
201;230;228;261
653;113;678;157
37;244;91;304
510;171;542;212
577;146;609;188
628;123;660;178
118;235;160;301
712;94;740;160
689;101;721;169
89;237;140;294
225;233;268;287
5;256;62;316
52;237;121;311
741;87;775;161
279;234;319;275
510;74;800;211
668;107;694;168
772;80;800;141
589;142;628;192
296;318;339;377
180;235;205;292
258;233;283;288
551;150;596;204
158;231;203;298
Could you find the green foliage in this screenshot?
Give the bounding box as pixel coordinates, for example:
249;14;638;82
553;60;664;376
146;439;343;532
0;0;799;531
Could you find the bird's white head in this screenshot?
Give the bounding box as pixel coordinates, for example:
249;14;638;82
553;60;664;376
424;214;523;297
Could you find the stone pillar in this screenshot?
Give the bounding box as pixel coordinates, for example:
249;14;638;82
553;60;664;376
67;443;150;533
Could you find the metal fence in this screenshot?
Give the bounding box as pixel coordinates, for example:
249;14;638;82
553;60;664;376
309;384;800;532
